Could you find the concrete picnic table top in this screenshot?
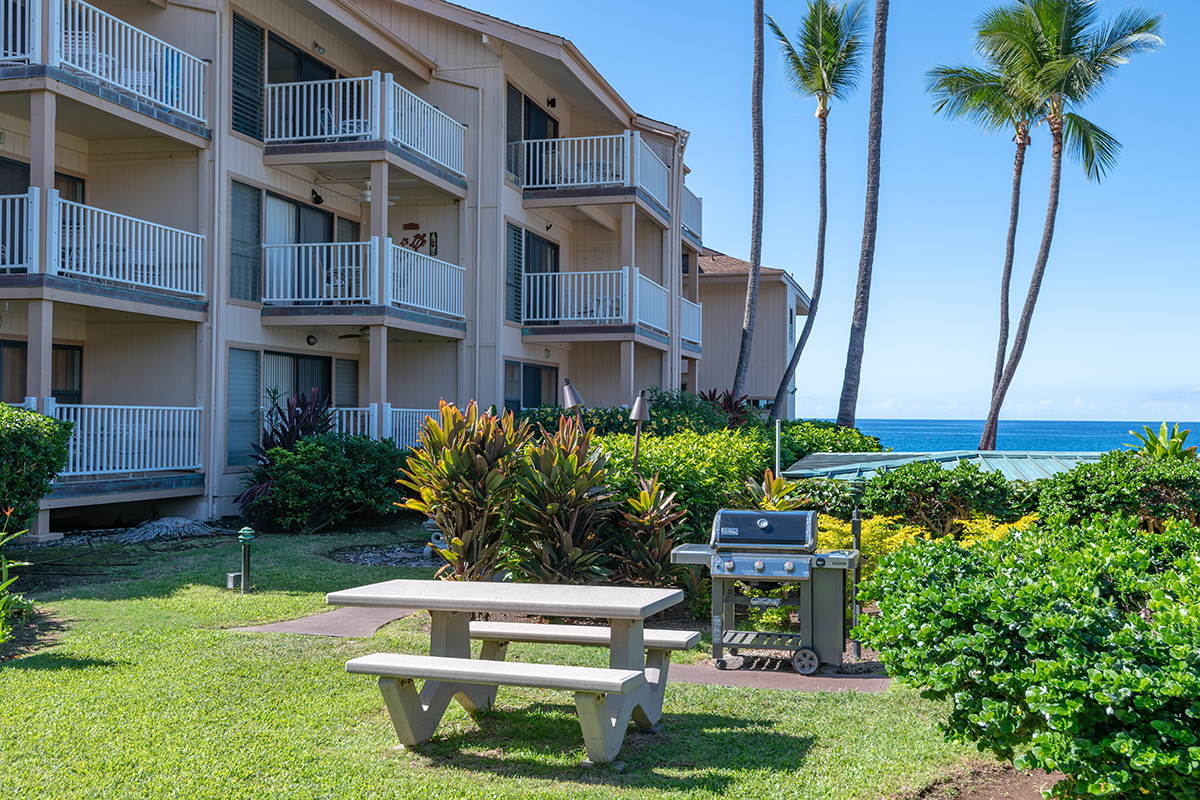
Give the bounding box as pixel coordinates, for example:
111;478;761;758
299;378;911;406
326;578;684;620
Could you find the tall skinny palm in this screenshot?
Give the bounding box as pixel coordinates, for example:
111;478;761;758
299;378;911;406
977;0;1162;450
732;0;766;398
925;64;1040;408
765;0;869;423
835;0;888;429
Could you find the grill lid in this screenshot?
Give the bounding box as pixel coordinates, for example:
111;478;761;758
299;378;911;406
709;509;818;552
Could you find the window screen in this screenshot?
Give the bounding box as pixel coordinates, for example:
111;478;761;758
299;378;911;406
227;348;261;467
232;15;265;139
230;181;262;301
505;223;523;323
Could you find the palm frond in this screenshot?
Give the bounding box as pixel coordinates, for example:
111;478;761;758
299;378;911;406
1063;112;1120;182
766;0;868;105
925;65;1030;133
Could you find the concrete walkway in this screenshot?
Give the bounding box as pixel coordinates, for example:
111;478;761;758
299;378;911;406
230;606;889;692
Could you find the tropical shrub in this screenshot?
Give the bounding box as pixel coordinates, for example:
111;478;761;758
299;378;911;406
1125;421;1197;460
857;515;1200;799
611;475;690;588
598;429;768;537
0;403;73;531
243;433;406;535
519;387;729;437
0;508;33;646
865;460;1016;536
509;417;615;584
400;401;531;581
740;469;810;511
787;477;857;520
698;388;752;428
744;419;885;470
237;388;333;520
1038;449;1200;531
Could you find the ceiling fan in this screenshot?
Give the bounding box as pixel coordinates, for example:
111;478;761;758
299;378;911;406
354;180;401;207
338;326;370;341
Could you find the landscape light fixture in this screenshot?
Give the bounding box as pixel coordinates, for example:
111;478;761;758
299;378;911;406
311;189;324;205
547;97;556;108
562;378;584;426
306;335;318;346
629;390;649;476
313;41;325;54
847;477;866;660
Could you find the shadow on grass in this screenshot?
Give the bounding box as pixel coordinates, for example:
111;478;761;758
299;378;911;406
403;703;814;789
4;652;128;671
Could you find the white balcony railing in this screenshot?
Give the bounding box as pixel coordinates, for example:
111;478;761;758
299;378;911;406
682;297;702;346
636;272;669;334
56;195;205;295
48;400;202;476
2;0;37;62
262;240;377;305
386;406;437;450
682;185;703;240
263;72;467;178
391;81;465;176
389;243;464;317
511;134;628;191
0;191;38;271
56;0;207;121
636;137;670;210
333;406;375;437
522;270;625;325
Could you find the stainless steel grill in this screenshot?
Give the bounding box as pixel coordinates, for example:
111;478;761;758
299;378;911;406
671;509;858;674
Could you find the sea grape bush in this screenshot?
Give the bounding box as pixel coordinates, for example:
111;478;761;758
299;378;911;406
1038;449;1200;531
865;460;1017;536
857;515;1200;799
0;404;73;530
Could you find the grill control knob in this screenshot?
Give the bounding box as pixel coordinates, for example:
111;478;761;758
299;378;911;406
754;560;765;573
784;561;795;573
757;518;769;529
724;560;735;571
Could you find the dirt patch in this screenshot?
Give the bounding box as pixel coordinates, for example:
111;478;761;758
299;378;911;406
892;760;1066;800
0;606;69;662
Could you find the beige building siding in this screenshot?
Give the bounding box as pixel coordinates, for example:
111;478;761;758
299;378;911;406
99;0;218;63
85;323;198;406
386;341;458;407
87;147;201;231
696;278;790;401
0;114;91;177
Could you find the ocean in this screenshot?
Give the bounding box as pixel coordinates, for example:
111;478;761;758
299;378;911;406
845;419;1200;454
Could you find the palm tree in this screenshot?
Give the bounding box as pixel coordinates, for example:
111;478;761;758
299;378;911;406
977;0;1162;450
925;64;1040;409
765;0;869;423
732;0;766;398
835;0;888;429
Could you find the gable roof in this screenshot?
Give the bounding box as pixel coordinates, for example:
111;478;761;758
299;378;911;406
697;247;811;309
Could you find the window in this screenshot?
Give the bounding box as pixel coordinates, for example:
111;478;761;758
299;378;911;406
503;359;557;414
505;83;558;184
227;348;261;467
334;359;359;407
505;223;523;323
505;223;559;324
229;181;262;301
231;15;264;138
0;341;80;404
789;308;795;346
264;351;331;406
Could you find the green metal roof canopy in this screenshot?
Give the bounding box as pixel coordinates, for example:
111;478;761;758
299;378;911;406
782;450;1105;482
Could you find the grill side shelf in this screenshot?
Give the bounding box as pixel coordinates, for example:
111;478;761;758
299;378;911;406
721;630;807;651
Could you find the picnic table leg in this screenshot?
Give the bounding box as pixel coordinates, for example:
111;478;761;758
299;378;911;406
607;617;666;730
575;691;625;764
428;609;500;713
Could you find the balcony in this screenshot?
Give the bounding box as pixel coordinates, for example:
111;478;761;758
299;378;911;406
2;0;208;123
261;238;465;321
1;188;206;297
682;297;702;347
263;72;466;178
47;400;203;477
522;267;696;339
682;185;703;243
508;132;671;211
331;403;436;449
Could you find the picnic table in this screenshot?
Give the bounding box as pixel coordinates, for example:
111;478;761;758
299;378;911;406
326;579;699;763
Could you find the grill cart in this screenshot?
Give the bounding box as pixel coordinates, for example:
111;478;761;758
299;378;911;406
671;509;858;674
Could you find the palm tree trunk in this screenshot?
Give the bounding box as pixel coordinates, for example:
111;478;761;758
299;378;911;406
733;0;765;398
769;113;828;422
980;127;1063;450
836;0;888;429
991;135;1028;401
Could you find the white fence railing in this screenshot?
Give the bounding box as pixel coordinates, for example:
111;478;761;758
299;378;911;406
682;297;702;345
387;406;437;449
262;239;377;305
0;190;38;271
333;406;375;437
48;401;202;476
264;76;376;143
510;134;628;191
682;185;702;240
57;0;207;121
392;81;465;176
57;194;205;295
636;137;670;210
389;244;464;317
262;72;466;178
636;272;669;334
521;270;625;325
1;0;37;62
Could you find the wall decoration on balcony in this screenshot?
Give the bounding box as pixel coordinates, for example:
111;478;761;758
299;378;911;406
430;232;438;256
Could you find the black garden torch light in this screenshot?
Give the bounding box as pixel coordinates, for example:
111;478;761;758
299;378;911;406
847;477;866;659
629;390;650;477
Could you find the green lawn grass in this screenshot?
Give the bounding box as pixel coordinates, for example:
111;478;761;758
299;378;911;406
1;525;978;799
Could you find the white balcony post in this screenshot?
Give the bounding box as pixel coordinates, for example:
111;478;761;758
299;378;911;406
44;0;59;67
381;402;393;440
379;73;393;142
626;131;636;189
24;397;37;410
22;187;41;273
42;397;56;417
621;267;630;323
368;402;379;440
628;267;640;325
44;188;58;275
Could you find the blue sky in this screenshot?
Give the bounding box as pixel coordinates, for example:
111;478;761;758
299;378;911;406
461;0;1197;422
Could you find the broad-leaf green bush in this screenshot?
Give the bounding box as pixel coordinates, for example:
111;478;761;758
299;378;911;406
866;460;1017;536
857;515;1200;799
1038;449;1200;531
519;387;729;437
245;433;407;535
743;419;885;470
598;429;767;537
0;403;73;530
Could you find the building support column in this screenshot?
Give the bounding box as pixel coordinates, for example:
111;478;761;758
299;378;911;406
619;340;635;408
620;204;636;274
367;326;387;436
23;299;56;543
371;159;390;304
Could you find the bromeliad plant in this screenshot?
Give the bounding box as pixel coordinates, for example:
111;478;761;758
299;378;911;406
401;401;530;581
1126;421;1198;461
509;416;616;584
741;468;809;511
612;474;689;587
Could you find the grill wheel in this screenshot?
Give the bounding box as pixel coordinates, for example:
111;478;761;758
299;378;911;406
792;648;819;675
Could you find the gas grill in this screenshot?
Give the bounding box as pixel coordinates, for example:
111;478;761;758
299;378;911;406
671;509;858;674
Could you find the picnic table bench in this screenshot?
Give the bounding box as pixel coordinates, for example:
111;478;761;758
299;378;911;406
327;579;700;763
